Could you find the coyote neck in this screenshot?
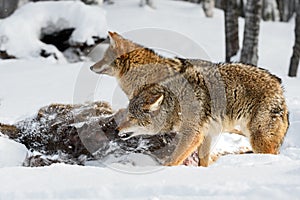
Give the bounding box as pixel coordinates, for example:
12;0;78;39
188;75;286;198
116;53;191;98
115;49;183;77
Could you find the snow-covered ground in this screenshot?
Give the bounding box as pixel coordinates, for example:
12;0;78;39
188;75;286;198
0;0;300;199
0;1;107;62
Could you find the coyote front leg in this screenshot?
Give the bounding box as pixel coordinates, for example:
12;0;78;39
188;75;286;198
164;127;204;166
198;135;212;167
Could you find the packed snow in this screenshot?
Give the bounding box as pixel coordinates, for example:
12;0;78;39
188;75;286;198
0;0;300;199
0;136;27;168
0;1;107;62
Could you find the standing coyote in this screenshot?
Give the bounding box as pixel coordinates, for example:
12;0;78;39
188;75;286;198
91;32;289;166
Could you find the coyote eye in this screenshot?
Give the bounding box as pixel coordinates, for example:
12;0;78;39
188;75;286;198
128;115;136;121
138;120;150;127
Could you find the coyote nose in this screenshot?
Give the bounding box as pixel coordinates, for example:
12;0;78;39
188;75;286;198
114;128;119;134
90;65;93;70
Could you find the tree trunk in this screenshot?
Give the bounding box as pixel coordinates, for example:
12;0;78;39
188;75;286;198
277;0;296;21
240;0;262;65
262;0;280;21
81;0;103;5
140;0;155;8
203;0;215;17
224;0;239;62
0;0;19;18
288;2;300;77
184;0;201;3
215;0;224;9
237;0;247;17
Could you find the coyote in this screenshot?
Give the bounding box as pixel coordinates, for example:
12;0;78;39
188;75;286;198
91;32;289;166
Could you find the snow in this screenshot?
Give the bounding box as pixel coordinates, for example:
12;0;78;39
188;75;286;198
0;59;83;123
0;1;107;62
0;136;27;168
0;0;300;199
0;163;299;199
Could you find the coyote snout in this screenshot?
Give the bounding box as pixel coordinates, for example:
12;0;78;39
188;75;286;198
90;62;112;75
90;31;145;79
116;124;149;141
116;117;140;140
89;44;116;75
116;90;167;140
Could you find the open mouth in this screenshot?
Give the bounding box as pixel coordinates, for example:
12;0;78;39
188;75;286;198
90;65;103;74
90;63;111;75
118;132;134;140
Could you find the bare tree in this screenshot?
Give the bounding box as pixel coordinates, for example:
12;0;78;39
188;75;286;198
224;0;239;62
288;1;300;77
240;0;262;65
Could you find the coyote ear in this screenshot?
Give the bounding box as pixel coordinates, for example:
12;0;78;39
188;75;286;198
108;31;126;49
107;31;141;56
108;31;117;48
148;94;164;112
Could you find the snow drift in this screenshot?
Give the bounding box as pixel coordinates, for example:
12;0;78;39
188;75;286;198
0;1;108;62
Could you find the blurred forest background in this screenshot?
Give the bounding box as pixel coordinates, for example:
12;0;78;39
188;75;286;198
0;0;299;77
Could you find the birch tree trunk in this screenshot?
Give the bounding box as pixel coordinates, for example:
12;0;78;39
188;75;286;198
224;0;239;62
262;0;280;21
288;1;300;77
203;0;215;17
240;0;262;65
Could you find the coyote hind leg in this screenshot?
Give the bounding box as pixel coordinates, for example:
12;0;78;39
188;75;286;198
249;106;289;154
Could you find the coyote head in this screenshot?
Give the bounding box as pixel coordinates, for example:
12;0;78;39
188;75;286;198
90;31;161;77
116;84;179;140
